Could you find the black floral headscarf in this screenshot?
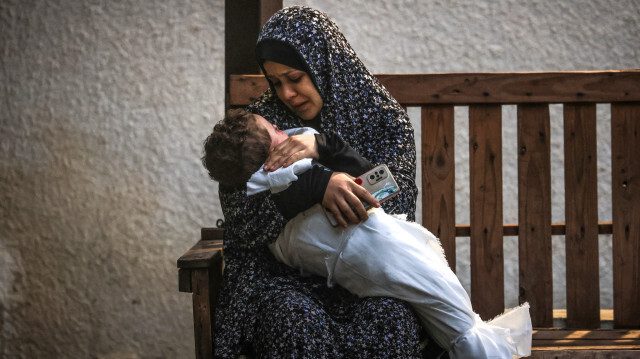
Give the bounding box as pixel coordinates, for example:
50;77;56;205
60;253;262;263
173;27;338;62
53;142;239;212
248;6;418;218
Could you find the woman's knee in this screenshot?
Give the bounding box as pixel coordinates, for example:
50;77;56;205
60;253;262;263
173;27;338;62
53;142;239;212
254;289;337;357
347;297;423;358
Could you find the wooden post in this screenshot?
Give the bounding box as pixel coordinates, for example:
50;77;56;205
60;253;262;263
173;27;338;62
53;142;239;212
225;0;282;110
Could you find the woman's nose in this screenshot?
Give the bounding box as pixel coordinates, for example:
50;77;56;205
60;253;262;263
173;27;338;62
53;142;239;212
281;84;296;100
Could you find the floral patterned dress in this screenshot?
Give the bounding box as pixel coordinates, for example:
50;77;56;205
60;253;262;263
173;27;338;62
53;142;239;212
213;6;432;358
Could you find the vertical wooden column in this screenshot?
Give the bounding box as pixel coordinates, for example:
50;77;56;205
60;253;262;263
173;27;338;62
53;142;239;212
469;104;504;319
517;104;553;327
564;103;600;329
422;105;456;269
225;0;282;109
192;269;213;359
611;103;640;328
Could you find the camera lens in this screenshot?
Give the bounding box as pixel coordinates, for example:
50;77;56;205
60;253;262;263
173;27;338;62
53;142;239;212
370;175;375;180
379;170;384;174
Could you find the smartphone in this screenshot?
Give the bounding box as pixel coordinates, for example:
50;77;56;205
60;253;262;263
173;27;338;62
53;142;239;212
358;164;400;209
324;164;400;226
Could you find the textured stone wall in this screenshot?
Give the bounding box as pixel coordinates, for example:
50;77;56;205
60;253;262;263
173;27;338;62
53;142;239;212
1;0;638;357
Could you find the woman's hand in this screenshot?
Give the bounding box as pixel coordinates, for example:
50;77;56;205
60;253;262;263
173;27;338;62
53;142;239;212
323;172;380;227
264;134;318;171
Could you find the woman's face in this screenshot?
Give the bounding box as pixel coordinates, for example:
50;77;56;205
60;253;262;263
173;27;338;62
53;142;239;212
263;61;323;120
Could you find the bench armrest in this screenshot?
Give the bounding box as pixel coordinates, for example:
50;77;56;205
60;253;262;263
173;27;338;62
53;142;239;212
177;228;224;359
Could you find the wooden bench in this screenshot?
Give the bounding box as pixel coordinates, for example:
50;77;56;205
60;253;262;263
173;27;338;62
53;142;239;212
179;70;640;358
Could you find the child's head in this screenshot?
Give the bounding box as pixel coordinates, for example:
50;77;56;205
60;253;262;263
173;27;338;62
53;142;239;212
202;108;286;188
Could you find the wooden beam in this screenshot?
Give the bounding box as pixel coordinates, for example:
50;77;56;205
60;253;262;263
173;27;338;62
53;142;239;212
230;70;640;106
453;222;613;237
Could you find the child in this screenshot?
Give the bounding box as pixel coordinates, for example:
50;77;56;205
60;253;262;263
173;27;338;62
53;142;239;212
203;108;532;359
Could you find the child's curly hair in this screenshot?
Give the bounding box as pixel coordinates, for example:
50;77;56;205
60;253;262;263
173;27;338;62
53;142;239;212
202;108;271;188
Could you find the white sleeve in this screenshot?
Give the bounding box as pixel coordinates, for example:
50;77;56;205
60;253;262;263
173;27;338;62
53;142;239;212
267;158;313;193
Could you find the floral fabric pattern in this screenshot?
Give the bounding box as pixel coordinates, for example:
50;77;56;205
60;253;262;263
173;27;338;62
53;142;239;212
214;6;425;358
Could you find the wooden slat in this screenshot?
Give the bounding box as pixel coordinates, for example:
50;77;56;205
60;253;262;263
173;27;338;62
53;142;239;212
552;309;613;323
229;70;640;106
518;104;553;327
453;222;613;237
528;351;640;359
530;328;640;357
531;328;640;347
611;102;640;328
469;104;504;319
564;103;600;329
530;352;640;359
421;105;456;269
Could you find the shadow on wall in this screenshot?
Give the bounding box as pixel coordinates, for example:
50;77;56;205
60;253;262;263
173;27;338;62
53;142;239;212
1;123;180;356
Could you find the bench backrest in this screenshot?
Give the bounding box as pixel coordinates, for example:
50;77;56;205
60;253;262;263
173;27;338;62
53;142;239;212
229;70;640;329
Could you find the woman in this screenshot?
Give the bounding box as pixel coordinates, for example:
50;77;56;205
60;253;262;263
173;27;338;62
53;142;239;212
214;6;430;358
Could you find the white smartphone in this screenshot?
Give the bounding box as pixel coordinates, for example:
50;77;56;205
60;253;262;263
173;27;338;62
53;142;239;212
358;164;400;209
324;164;400;226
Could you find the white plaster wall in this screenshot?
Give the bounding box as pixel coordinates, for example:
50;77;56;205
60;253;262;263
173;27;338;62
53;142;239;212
1;0;223;357
1;0;638;357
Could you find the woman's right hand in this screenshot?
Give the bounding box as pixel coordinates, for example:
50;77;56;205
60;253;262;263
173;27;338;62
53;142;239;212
264;134;318;171
323;172;380;227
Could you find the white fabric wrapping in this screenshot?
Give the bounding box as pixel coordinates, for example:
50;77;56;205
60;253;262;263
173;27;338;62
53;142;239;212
269;205;532;358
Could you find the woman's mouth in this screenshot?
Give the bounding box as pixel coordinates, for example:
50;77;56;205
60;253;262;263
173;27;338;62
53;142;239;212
291;101;307;111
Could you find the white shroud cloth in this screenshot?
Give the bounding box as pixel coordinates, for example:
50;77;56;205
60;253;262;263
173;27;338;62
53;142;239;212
269;205;532;358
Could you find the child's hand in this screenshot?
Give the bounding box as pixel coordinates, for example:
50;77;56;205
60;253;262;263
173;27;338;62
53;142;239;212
264;134;318;171
322;172;380;227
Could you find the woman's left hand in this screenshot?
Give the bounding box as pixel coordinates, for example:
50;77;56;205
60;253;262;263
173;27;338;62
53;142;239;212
323;172;380;227
264;134;318;171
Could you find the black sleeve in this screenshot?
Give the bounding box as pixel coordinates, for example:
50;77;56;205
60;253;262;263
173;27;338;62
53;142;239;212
316;132;374;176
272;164;333;220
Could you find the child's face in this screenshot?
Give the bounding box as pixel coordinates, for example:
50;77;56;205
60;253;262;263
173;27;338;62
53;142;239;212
254;114;289;149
